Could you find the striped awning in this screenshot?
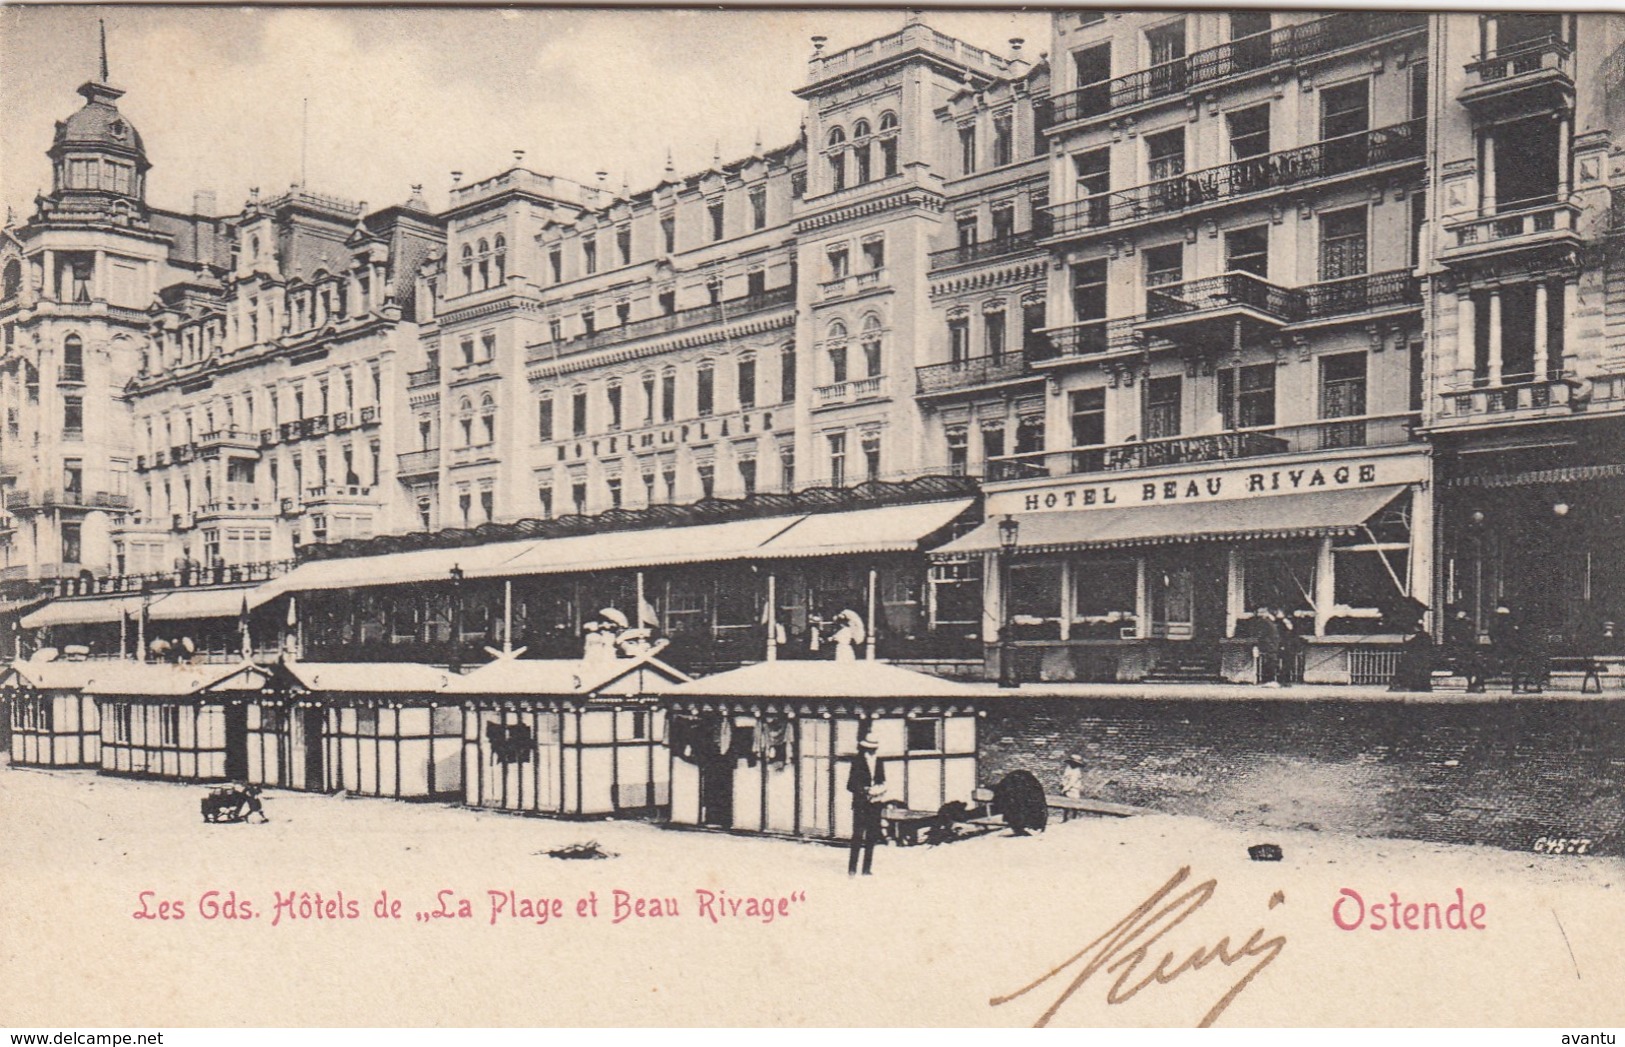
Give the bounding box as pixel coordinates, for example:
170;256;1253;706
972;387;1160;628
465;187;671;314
933;486;1407;557
1446;463;1625;488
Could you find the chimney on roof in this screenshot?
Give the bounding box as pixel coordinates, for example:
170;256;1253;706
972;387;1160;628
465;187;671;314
450;171;463;187
512;150;526;168
1008;37;1030;75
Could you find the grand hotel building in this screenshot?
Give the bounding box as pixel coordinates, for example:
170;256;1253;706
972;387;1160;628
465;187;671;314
2;11;1621;684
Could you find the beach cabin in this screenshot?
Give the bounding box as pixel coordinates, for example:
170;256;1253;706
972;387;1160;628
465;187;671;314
664;661;980;839
242;662;461;798
87;662;270;781
2;659;103;768
452;653;690;818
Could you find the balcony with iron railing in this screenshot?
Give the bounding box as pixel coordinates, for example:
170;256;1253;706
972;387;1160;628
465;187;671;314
1139;271;1302;344
1295;270;1423;323
1460;36;1575;115
1043;11;1426;129
1044;120;1425;240
1439;196;1581;266
985;412;1422;483
34;558;297;600
927;232;1042;272
526;286;796;362
396;448;441;478
916;351;1035;397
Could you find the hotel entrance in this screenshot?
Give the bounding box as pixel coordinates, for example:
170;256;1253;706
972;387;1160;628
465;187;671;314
1147;548;1228;640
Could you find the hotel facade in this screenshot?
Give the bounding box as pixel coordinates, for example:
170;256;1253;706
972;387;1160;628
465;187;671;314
2;10;1621;684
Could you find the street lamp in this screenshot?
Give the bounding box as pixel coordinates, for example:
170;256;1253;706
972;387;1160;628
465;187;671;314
997;515;1020;689
449;564;465;673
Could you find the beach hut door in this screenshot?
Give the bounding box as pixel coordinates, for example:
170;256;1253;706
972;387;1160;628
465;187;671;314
301;707;325;791
224;704;249;781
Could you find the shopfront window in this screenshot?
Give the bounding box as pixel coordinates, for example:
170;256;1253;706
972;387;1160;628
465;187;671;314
1071;558;1138;638
1244;548;1316;618
1009;560;1063;640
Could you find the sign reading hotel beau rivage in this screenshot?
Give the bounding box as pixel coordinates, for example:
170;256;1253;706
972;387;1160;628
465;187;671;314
985;451;1431;516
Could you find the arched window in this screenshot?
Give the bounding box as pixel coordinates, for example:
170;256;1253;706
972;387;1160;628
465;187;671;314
479;393;497;445
249;234;260;261
826;127;848;192
860;315;884;378
461;244;474;294
493;234;507;284
826;321;849;385
852;119;873;185
458;398;474;447
62;334;84;383
2;259;20;300
878;111;901;178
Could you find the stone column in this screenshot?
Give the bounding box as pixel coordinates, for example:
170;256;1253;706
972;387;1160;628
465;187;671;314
1135;556;1151;640
1225;546;1244;638
1532;281;1549;380
1562;278;1578;374
1556;115;1572;199
41;250;56;300
1313;536;1335;637
1486;289;1503;385
1481;131;1497;215
93;251;107;302
1456;292;1477;387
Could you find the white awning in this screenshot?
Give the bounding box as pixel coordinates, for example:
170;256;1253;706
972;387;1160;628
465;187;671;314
147;586;257;622
21;595;146;629
249;539;537;607
759;499;974;558
494;515;804;577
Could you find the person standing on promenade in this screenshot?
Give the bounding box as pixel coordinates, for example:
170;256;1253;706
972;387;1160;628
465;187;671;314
846;736;886;876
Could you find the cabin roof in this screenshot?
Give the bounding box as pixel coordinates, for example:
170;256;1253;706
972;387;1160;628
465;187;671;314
669;660;977;699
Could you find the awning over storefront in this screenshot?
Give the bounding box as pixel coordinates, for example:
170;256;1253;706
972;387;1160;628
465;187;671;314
248;539;536;607
495;515;803;577
20;595;146;629
147;586;258;622
758;499;974;558
255;499;977;602
934;486;1408;557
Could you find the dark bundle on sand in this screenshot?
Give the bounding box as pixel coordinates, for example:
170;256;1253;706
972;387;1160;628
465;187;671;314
925;801;973;846
991;771;1048;836
543;841;616;860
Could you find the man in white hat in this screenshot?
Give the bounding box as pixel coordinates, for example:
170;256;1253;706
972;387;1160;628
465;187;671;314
846;736;887;876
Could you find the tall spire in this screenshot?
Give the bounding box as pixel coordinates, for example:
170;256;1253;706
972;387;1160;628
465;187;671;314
99;18;109;82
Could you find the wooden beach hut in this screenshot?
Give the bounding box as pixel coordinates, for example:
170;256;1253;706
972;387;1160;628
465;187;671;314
2;658;103;768
664;661;980;839
87;662;270;781
451;653;690;818
242;662;461;798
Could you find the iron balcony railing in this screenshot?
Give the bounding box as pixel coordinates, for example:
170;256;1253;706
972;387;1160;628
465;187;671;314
1464;35;1573;86
1044;11;1427;128
927;232;1042;271
1045;120;1425;238
915;351;1032;395
1145;272;1301;323
35;558;297;599
530;286;796;361
985;412;1421;483
1032;317;1151;363
1298;270;1422;320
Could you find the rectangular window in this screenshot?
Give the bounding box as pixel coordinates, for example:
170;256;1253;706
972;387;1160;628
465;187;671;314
737;357;756;409
1146;21;1188;97
956;214;979;249
658;289;676;315
1146;128;1186;182
1143;375;1182;439
1217;363;1277;429
1230;11;1271;38
1319;208;1368;280
946;427;969;476
1023;299;1047;355
993;112;1014;167
607;476;622;509
581;309;596;336
1070;388;1106;447
572;389;588;437
697;462;715;499
1227;105;1271;160
1071;42;1112;119
615;301;631;326
607;384;623;430
991;203;1016;242
660;216;676;254
778;442;795;491
905;717;943;753
948;317;970;364
1409;62;1429;122
959;125;977;175
861;431;881;480
1319;352;1368;448
571;482;586;515
548;318;563;342
697;367;715;417
1224;226;1269;278
708;201;725;242
827;246;850;280
61;521;82;564
548;248;562;283
981;425;1005;462
739;456;757;496
1144;243;1183;290
616;227;632;267
827;432;847;486
63;395;84;437
1071;259;1108;325
583;239;598;275
1321;80;1370;140
985;311;1006;359
746;270;766;297
661;372;677;422
861;239;885;272
750;186;768;230
63;458;83;496
538;486;553;519
827;345;848;385
780;346;796;403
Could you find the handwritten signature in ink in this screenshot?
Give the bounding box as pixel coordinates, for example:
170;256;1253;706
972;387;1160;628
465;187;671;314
990;866;1287;1028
